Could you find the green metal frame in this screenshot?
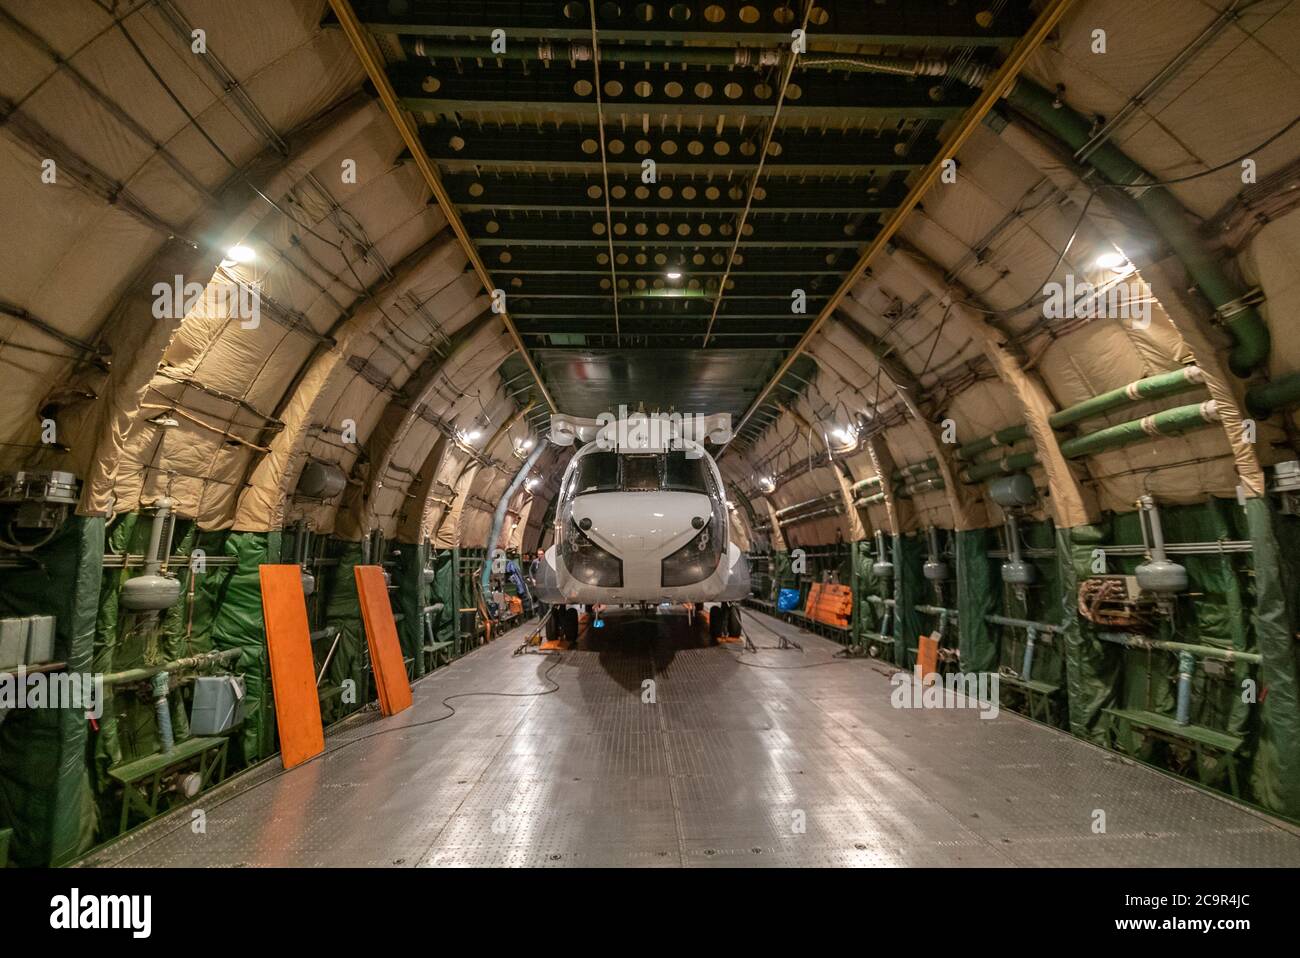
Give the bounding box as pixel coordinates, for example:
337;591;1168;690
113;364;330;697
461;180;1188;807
107;736;229;834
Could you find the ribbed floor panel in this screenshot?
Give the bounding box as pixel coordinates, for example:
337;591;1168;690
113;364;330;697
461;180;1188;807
84;610;1300;868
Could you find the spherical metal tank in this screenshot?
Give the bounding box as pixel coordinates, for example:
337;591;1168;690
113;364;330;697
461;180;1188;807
120;574;182;611
1001;558;1037;587
1135;558;1188;596
923;558;950;581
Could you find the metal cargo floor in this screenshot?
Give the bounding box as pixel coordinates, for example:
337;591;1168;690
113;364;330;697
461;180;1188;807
85;610;1300;868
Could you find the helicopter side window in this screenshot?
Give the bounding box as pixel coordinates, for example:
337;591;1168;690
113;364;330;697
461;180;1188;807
662;451;708;494
573;451;618;495
621;455;660;491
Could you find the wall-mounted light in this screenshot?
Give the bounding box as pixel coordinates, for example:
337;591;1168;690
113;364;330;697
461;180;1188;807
224;245;256;264
666;271;682;280
1096;250;1131;272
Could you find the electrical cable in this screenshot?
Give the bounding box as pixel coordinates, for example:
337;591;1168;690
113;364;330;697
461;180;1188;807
952;190;1096;318
1096;114;1300;189
108;634;567;864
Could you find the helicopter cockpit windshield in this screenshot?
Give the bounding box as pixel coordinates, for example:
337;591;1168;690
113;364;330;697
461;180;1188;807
568;450;710;498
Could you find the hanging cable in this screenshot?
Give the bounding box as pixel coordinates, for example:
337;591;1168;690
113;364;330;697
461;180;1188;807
1096;114;1300;189
948;190;1097;318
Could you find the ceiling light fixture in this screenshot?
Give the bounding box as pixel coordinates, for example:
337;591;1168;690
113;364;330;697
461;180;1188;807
666;271;682;280
224;245;256;264
1096;250;1130;272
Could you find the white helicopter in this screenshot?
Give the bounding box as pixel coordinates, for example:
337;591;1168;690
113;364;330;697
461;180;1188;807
529;409;750;644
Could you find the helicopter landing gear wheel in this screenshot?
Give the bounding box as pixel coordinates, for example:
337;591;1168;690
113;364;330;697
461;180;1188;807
545;607;560;643
709;605;724;644
727;603;742;638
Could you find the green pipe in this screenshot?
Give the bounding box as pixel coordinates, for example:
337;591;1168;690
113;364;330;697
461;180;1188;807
851;458;940;494
958;367;1207;461
895;457;939;479
957;423;1030;462
899;477;945;497
962;450;1040;483
1097;631;1261;665
854;475;945;508
962;400;1221;482
402;37;761;68
1051;367;1206;428
101;649;241;687
1246;371;1300;418
1057;399;1220;458
1005;79;1270;377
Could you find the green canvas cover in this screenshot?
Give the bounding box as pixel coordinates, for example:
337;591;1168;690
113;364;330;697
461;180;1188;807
956;528;998;674
0;515;103;865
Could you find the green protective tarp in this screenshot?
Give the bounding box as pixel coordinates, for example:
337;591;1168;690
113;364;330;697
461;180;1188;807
892;533;924;669
0;515;103;866
772;549;794;596
91;513;140;788
393;541;429;679
429;549;457;646
955;528;998;674
205;531;279;764
321;540;367;722
850;540;881;642
1245;497;1300;819
1057;524;1120;742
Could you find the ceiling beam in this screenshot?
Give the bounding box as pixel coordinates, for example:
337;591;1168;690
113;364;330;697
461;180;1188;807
395;60;973;123
342;0;1031;47
421;126;941;171
438;172;912;211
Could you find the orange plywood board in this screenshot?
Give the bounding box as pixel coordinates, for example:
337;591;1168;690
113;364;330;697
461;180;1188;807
259;565;325;769
917;632;941;686
354;565;413;716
